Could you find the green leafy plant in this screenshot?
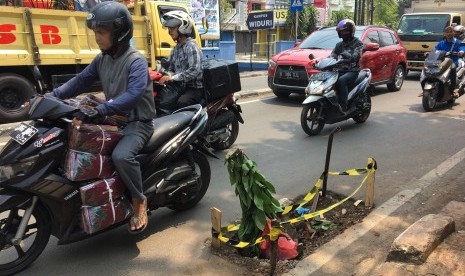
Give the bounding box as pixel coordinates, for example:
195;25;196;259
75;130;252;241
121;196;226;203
225;149;282;244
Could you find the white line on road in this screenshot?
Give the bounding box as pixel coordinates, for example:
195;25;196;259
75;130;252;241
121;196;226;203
285;146;465;276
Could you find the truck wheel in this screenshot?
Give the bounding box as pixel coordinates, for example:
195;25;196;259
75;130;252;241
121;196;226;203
0;74;36;123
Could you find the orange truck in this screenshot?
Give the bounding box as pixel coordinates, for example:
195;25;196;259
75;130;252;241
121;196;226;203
0;1;201;123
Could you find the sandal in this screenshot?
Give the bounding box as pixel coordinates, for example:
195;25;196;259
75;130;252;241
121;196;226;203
128;200;148;234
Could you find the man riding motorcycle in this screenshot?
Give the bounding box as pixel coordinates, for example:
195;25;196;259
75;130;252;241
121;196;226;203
435;26;465;97
157;10;204;115
330;19;364;113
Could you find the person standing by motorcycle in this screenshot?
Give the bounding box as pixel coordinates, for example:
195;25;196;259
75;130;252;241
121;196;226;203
157;10;204;115
49;2;155;234
435;26;465;96
330;19;364;113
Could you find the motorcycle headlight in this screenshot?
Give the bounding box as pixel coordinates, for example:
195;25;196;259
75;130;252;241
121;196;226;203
310;85;325;95
0;155;38;183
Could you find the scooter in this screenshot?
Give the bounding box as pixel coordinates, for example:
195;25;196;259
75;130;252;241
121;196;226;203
420;50;460;112
300;57;372;136
149;70;244;150
0;67;213;275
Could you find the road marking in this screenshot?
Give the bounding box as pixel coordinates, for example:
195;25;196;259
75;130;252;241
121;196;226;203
285;146;465;276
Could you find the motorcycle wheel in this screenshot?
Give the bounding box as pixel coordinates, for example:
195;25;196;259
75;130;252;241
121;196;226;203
422;88;437;112
300;104;325;136
209;117;239;150
0;202;51;275
353;93;371;123
169;151;211;211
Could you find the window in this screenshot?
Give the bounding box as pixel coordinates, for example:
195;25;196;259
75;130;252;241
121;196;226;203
452;16;461;25
390;33;399;45
364;31;379;44
379;31;394;47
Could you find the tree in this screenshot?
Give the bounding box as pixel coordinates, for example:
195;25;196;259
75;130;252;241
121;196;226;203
219;0;233;29
328;10;354;27
285;5;319;39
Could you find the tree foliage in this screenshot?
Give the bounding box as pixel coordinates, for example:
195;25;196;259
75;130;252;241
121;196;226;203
285;6;319;39
328;10;354;27
219;0;233;29
225;149;282;244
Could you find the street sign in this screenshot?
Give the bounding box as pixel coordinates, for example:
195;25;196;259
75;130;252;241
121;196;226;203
290;0;303;12
246;11;274;31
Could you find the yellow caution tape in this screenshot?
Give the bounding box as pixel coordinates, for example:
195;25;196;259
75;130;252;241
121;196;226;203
212;158;377;248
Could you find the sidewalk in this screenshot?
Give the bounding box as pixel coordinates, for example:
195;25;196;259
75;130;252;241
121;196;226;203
283;159;465;276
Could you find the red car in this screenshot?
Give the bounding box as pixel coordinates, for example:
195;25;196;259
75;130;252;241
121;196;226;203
268;25;407;97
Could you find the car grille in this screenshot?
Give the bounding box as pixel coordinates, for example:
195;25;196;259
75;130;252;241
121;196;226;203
407;51;427;62
274;65;308;87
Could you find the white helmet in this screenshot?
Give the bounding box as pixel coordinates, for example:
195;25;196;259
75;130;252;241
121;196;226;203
162;10;194;35
454;25;465;39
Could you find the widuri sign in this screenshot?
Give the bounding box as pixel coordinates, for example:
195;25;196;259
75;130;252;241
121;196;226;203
246;11;274;31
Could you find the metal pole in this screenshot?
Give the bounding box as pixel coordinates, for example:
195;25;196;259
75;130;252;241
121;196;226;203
354;0;358;25
322;127;341;197
295;11;299;41
249;31;253;71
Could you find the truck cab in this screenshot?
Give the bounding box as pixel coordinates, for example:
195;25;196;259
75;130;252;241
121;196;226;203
398;12;464;72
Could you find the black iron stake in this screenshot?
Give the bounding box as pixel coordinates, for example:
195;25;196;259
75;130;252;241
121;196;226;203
322;127;341;197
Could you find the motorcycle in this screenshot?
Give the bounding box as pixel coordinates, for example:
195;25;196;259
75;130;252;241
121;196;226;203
420;50;461;112
300;57;372;136
0;67;213;275
149;69;244;151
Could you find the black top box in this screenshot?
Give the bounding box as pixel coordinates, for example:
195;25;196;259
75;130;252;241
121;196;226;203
203;59;242;100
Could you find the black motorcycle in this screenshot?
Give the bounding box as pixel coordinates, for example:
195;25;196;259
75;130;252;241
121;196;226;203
0;88;212;274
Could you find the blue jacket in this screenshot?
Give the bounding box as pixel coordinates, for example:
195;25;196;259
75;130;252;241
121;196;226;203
435;38;465;64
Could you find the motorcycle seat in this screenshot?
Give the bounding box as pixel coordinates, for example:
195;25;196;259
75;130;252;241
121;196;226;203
142;111;193;153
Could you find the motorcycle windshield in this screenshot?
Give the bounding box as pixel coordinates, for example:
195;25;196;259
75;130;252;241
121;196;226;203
424;50;446;67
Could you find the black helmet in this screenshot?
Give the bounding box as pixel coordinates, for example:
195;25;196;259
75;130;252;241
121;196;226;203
336;19;355;39
86;1;133;46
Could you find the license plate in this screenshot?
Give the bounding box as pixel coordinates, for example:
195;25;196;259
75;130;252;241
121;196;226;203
9;123;39;145
281;71;299;79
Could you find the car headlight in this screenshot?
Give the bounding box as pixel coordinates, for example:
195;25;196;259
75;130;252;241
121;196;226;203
269;60;277;69
0;155;38;183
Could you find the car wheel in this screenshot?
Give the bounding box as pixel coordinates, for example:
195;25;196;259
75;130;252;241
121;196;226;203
272;89;290;98
387;65;405;92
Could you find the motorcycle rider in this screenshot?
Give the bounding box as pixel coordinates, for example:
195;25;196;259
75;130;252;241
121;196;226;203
49;2;155;234
330;19;364;113
434;25;465;97
157;10;203;115
454;25;465;41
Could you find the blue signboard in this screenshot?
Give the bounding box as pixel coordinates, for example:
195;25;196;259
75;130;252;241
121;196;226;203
290;0;303;12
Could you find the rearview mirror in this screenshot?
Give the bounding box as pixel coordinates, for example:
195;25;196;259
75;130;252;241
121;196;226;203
364;43;380;52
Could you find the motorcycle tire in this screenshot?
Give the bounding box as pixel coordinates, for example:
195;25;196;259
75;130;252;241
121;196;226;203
169;150;211;212
353;93;371;123
0;202;51;276
300;104;325;136
209;118;239;150
422;89;437;112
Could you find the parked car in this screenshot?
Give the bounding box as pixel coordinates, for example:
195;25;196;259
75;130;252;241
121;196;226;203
268;25;407;97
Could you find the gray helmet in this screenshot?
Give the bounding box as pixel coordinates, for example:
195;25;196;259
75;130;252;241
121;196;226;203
454;25;465;39
86;1;133;46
